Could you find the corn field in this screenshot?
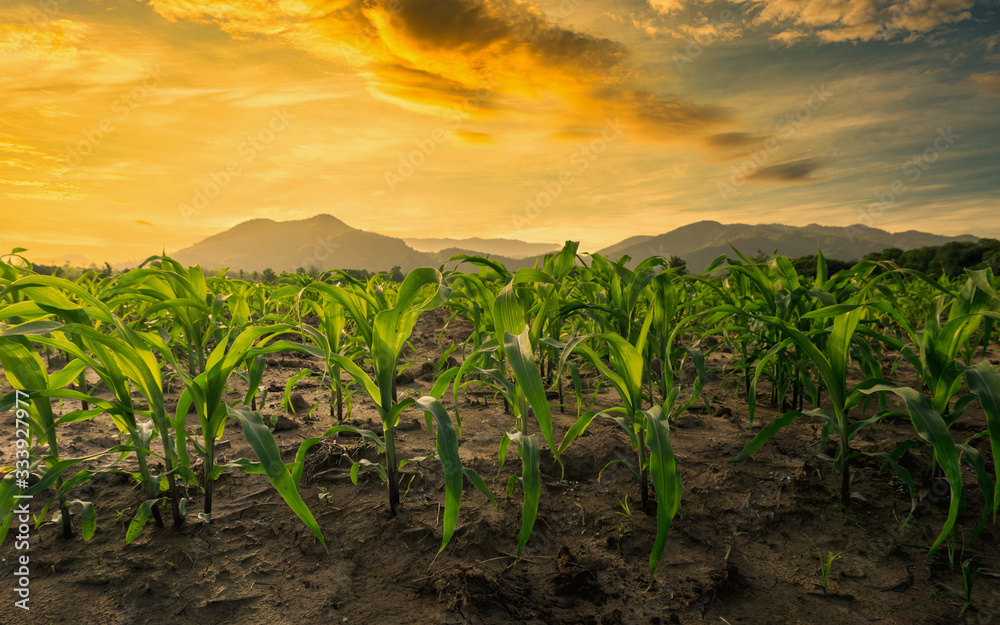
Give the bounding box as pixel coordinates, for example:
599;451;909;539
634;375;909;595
1;245;999;624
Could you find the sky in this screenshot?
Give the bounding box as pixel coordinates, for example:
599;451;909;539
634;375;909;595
1;0;998;265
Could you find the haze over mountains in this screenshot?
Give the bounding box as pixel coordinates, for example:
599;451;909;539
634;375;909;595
168;214;978;274
405;237;560;259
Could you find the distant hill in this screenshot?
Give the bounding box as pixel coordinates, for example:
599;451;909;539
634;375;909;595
170;214;978;275
172;214;429;273
598;221;979;273
426;248;540;272
405;237;560;259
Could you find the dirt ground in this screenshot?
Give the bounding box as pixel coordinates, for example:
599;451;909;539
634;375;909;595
1;312;999;625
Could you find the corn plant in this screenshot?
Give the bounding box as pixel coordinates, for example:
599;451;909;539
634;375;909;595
451;267;577;558
0;328;88;540
296;274;358;421
555;313;683;582
0;273;187;534
148;324;300;520
870;268;999;418
814;549;842;592
112;256;226;376
293;267;451;514
726;302;887;504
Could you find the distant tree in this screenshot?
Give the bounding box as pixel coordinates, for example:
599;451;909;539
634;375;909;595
864;239;1000;277
667;255;688;276
985;248;1000;274
790;254;855;277
388;265;405;282
751;249;770;264
261;268;277;284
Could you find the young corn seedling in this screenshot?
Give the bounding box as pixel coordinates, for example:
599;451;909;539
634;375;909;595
904;555;994;617
294;267;451;514
859;359;1000;555
149;324;301;521
111;256;226;377
1;273;186;535
727;301;899;506
295;280;352;421
555;312;683;583
452;269;571;559
814;548;842;593
0;330;88;540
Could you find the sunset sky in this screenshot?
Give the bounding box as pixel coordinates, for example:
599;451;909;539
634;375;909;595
1;0;998;264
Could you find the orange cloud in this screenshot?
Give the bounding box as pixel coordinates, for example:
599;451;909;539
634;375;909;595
138;0;747;155
451;130;493;144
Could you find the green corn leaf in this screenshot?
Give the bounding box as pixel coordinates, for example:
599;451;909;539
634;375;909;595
862;385;962;556
415;396;463;557
558;410;601;455
66;499;97;542
729;411;801;462
350;459;387;483
956;442;995;538
959;361;1000;518
229;405;327;551
463;468;497;506
504;330;560;466
645;405;682;584
430;366;459;400
0;319;63;337
505;474;518;499
493;281;526;340
48;358;87;390
126;499;156;544
509;432;541;560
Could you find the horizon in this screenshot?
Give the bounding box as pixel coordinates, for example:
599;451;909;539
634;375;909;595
23;214;986;270
2;0;998;264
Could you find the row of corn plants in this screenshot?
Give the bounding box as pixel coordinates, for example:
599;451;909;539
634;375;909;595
0;245;998;584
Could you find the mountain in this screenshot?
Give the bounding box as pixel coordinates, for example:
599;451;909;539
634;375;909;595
170;214;978;275
405;237;560;258
598;221;979;273
172;214;429;273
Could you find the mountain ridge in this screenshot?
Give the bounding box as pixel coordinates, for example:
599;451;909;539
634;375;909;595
168;214;979;274
598;221;978;272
